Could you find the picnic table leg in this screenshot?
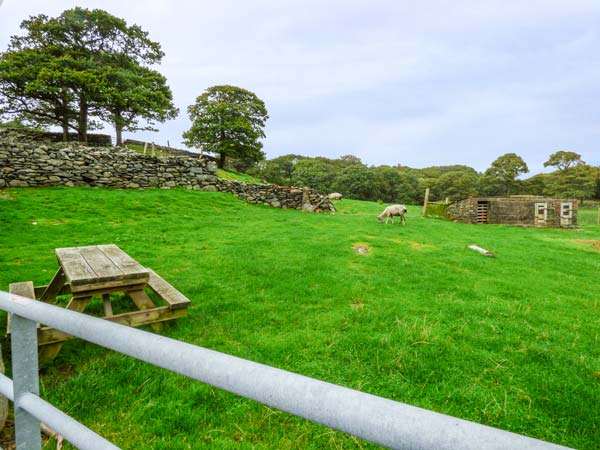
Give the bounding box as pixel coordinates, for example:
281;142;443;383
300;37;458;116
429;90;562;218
102;294;113;316
39;268;66;302
38;296;92;363
128;290;164;332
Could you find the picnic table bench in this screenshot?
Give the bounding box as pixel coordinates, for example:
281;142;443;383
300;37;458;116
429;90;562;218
8;244;191;362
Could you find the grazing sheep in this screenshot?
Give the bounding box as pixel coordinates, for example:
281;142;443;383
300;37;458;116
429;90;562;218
377;204;407;225
328;192;343;200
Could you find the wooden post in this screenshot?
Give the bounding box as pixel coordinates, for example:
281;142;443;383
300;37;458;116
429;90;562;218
167;140;170;148
302;187;309;206
151;143;156;157
421;188;430;216
103;294;113;317
143;142;148;155
445;197;450;204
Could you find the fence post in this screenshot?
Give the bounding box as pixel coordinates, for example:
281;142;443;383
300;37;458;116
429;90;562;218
421;188;430;216
11;314;41;450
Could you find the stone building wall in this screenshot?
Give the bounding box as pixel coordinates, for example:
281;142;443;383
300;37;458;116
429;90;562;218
0;130;333;211
446;198;479;223
446;196;578;228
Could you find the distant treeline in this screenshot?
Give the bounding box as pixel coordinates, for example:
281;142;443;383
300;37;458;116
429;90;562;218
246;153;600;204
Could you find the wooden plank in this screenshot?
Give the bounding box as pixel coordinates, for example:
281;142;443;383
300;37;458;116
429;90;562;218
34;284;71;298
70;283;147;299
37;326;75;346
37;308;187;346
104;306;187;327
56;247;98;288
98;244;149;280
78;245;124;280
57;245;149;293
147;268;192;310
39;268;66;302
128;290;164;332
38;295;90;361
129;290;157;310
65;296;91;313
9;281;35;299
38;343;65;364
103;294;113;316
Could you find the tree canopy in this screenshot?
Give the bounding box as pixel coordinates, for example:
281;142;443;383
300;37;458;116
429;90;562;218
0;7;177;143
182;85;269;169
98;63;178;145
483;153;529;195
544;151;585;172
247;151;598;203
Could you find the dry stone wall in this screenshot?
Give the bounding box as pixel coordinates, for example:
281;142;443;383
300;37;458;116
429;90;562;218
0;131;218;190
123;139;216;160
9;129;112;146
0;129;333;211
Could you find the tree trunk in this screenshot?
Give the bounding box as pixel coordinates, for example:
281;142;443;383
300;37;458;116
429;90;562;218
60;90;70;142
115;123;123;146
78;98;88;143
61;120;69;142
218;130;226;168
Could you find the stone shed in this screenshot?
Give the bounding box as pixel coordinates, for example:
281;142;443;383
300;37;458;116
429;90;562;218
446;196;578;228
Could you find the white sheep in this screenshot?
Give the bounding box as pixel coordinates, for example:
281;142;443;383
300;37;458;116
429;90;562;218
377;204;407;225
328;192;343;200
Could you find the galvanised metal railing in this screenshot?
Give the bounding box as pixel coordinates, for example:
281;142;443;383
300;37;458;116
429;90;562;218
0;290;573;450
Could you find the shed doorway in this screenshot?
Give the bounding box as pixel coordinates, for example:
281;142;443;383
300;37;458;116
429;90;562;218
477;201;489;224
534;202;547;226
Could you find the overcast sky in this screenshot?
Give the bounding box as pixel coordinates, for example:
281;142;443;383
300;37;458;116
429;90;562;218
1;1;599;173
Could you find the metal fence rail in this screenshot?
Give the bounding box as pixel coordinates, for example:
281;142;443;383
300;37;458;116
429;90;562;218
0;373;118;450
0;290;573;450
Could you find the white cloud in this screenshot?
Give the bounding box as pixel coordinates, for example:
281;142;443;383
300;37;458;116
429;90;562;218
1;0;599;171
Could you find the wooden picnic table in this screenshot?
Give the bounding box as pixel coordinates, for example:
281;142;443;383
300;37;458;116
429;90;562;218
8;244;191;362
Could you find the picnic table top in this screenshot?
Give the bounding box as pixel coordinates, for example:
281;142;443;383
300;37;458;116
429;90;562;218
55;244;149;293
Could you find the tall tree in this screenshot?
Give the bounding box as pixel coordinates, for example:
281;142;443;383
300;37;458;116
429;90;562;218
183;85;269;169
544;165;596;199
99;64;178;145
371;166;420;203
250;154;302;185
433;170;480;201
484;153;529;195
0;46;79;139
292;157;337;193
0;8;170;143
543;151;585;172
332;164;375;200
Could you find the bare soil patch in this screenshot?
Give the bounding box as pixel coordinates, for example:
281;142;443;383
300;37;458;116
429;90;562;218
577;240;600;251
352;242;371;255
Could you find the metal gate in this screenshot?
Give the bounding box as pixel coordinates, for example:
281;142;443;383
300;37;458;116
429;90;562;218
477;201;489;223
0;291;572;450
535;202;547;226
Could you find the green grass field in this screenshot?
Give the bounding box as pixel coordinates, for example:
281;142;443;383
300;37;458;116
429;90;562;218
217;168;264;184
124;144;263;185
0;188;599;449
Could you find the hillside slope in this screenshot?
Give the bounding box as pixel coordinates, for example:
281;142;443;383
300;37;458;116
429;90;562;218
1;188;598;449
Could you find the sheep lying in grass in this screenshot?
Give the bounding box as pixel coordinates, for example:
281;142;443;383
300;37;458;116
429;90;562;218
328;192;343;200
377;204;407;224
